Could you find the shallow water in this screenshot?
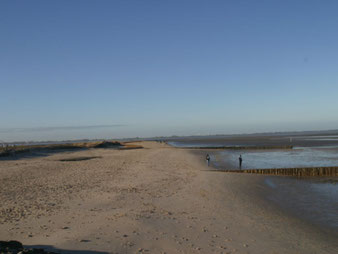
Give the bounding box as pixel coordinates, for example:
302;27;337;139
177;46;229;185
264;177;338;232
169;140;338;234
214;147;338;170
214;146;338;233
296;135;338;141
169;141;338;170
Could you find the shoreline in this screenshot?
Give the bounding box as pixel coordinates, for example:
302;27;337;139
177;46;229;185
192;148;338;236
0;141;337;253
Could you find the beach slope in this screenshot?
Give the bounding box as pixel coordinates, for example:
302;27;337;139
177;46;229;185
0;141;337;253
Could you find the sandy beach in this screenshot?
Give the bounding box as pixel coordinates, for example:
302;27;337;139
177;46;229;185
0;141;337;254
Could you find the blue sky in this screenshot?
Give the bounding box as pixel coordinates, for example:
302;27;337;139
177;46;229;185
1;0;338;141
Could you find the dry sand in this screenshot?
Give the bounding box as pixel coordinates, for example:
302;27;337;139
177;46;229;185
0;141;337;254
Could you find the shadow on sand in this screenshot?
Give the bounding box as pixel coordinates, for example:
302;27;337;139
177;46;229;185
0;148;88;161
24;244;109;254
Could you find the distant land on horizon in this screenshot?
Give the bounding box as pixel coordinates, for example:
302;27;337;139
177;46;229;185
2;129;338;145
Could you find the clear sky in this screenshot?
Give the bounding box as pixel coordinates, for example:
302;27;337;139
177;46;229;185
1;0;338;142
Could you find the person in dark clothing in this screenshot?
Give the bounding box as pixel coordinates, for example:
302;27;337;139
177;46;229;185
239;154;243;169
206;154;210;166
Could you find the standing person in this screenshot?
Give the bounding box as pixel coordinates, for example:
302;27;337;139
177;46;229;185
239;154;243;169
206;154;210;166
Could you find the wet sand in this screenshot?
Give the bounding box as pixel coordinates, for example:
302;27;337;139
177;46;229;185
0;142;337;253
262;176;338;232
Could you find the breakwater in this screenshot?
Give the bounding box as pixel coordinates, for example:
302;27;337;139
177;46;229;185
214;166;338;177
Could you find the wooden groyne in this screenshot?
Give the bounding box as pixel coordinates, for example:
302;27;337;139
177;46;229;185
214;167;338;177
180;145;293;150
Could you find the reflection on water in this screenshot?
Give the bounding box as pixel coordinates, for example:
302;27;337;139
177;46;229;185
214;147;338;170
264;177;338;231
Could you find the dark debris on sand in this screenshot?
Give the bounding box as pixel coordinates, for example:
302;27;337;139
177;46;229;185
0;240;57;254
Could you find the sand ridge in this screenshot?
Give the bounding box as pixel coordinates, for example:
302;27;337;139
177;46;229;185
0;141;337;253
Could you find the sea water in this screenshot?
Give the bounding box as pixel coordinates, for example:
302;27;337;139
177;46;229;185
212;146;338;170
168;141;338;232
264;176;338;231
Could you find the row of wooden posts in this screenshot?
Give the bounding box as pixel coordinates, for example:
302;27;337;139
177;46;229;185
217;167;338;177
